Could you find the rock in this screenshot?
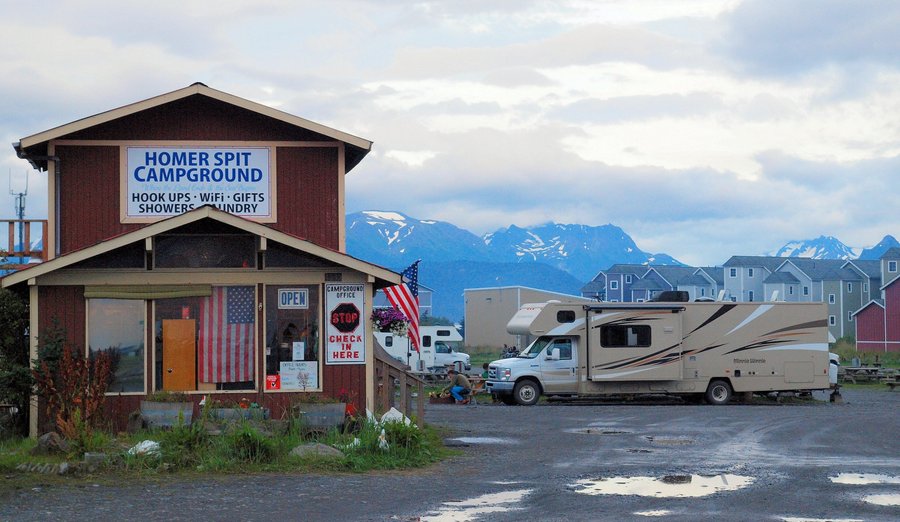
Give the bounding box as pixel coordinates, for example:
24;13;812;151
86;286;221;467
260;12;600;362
289;443;345;458
31;432;70;456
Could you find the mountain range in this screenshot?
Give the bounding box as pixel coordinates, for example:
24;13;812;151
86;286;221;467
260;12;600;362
346;210;898;321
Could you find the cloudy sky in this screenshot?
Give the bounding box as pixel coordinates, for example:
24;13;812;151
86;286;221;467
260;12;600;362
2;0;898;265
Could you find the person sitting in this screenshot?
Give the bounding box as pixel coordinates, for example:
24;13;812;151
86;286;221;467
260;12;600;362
442;368;472;404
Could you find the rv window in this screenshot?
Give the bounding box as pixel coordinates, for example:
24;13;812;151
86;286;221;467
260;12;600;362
556;310;575;323
548;338;572;360
385;335;393;347
422;335;432;348
435;341;450;354
600;325;651;348
436;329;451;336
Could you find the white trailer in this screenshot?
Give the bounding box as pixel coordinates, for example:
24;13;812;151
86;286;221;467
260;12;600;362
486;299;832;405
375;325;470;373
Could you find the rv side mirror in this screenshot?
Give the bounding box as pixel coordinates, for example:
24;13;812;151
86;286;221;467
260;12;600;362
547;348;560;361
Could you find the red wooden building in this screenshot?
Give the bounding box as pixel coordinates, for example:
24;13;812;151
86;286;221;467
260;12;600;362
4;83;404;436
853;248;900;353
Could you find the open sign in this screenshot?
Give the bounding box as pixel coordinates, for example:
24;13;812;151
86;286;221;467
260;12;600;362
278;289;308;309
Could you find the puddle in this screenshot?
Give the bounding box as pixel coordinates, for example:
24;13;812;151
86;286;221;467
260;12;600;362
634;509;673;517
779;518;863;522
446;437;516;445
420;488;532;521
645;436;694;446
568;428;631;435
830;473;900;485
781;517;864;522
572;474;754;498
627;449;652;453
863;493;900;507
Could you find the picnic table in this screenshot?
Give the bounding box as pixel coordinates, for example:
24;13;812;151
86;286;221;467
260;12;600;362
839;366;896;384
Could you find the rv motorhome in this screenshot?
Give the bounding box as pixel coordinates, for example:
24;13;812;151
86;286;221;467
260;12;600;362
375;325;470;373
486;299;832;405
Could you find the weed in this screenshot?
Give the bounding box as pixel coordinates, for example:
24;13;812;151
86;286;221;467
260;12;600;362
222;422;276;463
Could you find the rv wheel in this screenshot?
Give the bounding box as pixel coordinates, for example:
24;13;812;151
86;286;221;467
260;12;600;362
514;379;540;406
705;380;733;405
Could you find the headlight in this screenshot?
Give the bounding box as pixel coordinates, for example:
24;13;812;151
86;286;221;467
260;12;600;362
500;368;511;381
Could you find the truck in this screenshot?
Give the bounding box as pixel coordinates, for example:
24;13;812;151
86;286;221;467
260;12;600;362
486;298;832;405
375;325;471;374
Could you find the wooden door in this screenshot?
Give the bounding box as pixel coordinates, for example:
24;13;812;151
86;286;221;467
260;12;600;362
163;319;196;391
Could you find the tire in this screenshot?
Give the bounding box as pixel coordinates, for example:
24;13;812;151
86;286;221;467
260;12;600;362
513;379;541;406
705;379;733;405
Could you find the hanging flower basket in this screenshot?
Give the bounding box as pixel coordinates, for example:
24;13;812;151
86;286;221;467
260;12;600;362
371;307;410;337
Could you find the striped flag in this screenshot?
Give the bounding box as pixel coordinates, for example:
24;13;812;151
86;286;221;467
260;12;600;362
199;286;255;383
384;261;420;352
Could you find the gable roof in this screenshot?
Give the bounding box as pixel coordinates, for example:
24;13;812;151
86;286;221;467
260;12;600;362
842;259;881;278
695;267;724;285
722;256;784;272
775;258;845;280
851;298;884;318
882;247;900;259
14;82;373;172
1;205;400;288
764;272;800;284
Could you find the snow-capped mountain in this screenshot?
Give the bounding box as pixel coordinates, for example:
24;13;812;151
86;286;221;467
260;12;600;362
771;236;858;260
346;211;679;282
483;223;680;281
858;235;900;260
345;210;681;319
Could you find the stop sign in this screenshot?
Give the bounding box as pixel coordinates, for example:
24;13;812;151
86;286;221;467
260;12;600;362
331;303;361;333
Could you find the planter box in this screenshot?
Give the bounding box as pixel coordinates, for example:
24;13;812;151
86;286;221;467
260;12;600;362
140;401;193;428
210;408;270;421
293;403;346;431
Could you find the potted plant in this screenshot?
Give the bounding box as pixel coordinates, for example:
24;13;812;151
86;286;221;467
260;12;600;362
292;394;346;431
371;307;410;336
208;398;270;421
140;390;193;428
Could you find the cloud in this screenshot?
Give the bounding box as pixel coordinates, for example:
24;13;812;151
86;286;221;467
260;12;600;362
722;0;900;76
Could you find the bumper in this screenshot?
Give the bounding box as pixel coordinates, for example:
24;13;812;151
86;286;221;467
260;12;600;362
486;381;514;393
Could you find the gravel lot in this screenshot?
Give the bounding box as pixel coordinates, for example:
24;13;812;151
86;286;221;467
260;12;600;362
1;390;898;522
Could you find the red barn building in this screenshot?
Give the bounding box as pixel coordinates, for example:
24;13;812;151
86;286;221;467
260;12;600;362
4;83;412;436
852;248;900;353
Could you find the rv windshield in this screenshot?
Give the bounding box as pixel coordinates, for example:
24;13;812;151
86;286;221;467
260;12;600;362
519;337;552;359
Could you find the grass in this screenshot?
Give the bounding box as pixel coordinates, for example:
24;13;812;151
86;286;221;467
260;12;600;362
0;412;455;492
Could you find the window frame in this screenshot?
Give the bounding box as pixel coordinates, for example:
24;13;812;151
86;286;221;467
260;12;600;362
263;284;321;394
599;324;652;348
610;280;619;290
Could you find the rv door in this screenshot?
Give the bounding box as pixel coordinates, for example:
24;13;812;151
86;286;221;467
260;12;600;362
589;309;683;381
540;337;577;393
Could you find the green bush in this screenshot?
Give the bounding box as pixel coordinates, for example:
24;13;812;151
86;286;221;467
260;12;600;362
158;417;209;466
222;423;276;463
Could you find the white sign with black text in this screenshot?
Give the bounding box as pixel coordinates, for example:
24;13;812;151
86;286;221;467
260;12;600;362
325;284;366;365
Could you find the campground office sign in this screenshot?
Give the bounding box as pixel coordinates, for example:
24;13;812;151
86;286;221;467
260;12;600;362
325;284;366;365
124;146;274;222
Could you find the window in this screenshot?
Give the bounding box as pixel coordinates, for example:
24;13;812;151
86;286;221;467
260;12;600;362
803;286;809;296
435;342;451;354
700;288;706;297
890;260;898;272
422;335;432;348
848;311;853;322
829;315;836;326
748;268;755;277
600;325;651;347
864;283;869;293
625;275;632;284
155;234;256;268
384;335;393;347
748;290;754;301
729;268;737;278
828;294;835;304
546;338;572;360
847;282;853;293
610;280;619;290
436;329;452;337
556;310;575;323
155;286;257;393
789;286;794;295
88;299;145;393
264;285;319;392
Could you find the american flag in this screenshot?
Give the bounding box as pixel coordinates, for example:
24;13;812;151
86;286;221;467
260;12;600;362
199;286;255;383
384;261;420;352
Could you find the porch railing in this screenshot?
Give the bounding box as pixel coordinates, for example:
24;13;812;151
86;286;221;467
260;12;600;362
1;220;48;263
373;342;425;428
